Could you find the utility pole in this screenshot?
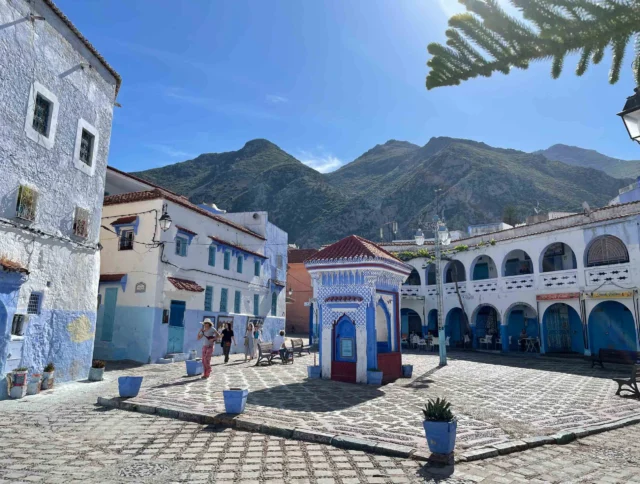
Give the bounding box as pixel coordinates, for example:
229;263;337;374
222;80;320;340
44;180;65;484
434;215;447;366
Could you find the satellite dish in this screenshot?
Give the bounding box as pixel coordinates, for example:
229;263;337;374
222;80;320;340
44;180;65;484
582;201;591;216
533;201;540;214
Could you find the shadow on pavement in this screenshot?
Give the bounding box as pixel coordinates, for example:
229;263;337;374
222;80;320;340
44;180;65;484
104;360;147;373
417;463;455;482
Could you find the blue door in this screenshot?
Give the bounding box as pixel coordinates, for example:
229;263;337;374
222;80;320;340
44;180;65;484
101;288;118;342
589;301;636;354
167;300;186;354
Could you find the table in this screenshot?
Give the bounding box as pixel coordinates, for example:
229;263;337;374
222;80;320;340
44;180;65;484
523;337;537;352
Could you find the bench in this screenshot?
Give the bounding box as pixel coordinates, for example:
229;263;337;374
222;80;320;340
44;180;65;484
290;338;310;357
591;349;639;368
614;365;640;398
256;342;274;366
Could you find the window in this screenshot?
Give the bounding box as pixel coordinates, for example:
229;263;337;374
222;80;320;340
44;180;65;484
277;254;283;269
204;286;213;311
79;129;94;166
340;338;354;358
176;236;188;257
220;288;228;312
271;292;277;316
33;94;51;136
15;185;38;221
73;207;89;238
237;256;243;274
254;260;261;277
234;290;241;313
223;251;231;270
587;236;629;267
208;245;216;266
27;292;42;315
11;314;26;337
253;294;259;316
119;229;134;251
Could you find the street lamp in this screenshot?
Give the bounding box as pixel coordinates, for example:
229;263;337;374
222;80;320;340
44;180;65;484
414;228;425;246
159;205;172;232
618;87;640;144
433;215;450;367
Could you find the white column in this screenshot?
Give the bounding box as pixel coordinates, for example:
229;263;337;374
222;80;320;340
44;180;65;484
321;317;332;379
356;324;367;383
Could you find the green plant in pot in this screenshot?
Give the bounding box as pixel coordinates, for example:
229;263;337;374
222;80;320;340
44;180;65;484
88;360;106;382
422;397;457;454
42;362;55;390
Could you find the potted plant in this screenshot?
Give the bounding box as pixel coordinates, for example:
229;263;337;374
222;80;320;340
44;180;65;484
41;362;55;390
26;373;42;395
9;367;28;399
88;360;106;381
118;376;143;398
307;338;321;379
402;364;414;378
223;387;249;414
367;368;383;385
422;397;457;454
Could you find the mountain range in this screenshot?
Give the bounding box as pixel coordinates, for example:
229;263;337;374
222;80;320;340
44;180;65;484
134;138;637;247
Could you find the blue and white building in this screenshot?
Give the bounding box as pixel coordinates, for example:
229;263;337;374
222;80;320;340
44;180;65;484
0;0;120;396
95;168;287;363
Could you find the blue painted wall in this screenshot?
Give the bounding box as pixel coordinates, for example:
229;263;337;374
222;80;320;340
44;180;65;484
94;306;156;363
366;302;377;369
506;310;539;351
588;301;637;354
445;308;464;345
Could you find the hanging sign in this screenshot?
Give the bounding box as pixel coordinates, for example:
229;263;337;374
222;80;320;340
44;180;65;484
135;282;146;293
536;292;580;301
586;291;634;299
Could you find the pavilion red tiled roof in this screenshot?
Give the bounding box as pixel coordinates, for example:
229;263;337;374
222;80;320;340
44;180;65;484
325;295;363;303
306;235;402;263
0;257;29;274
100;273;126;282
175;225;198;236
167;277;205;292
288;248;319;264
110;216;137;226
209;236;267;259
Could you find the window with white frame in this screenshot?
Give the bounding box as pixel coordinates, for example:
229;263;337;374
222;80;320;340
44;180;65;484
176;236;188;257
73;119;99;176
15;185;38;222
73;207;89;238
24;82;59;150
119;229;134;250
27;292;42;315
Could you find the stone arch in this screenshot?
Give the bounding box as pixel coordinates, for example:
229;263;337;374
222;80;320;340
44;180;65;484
472;304;501;346
588;300;637;354
502;249;533;276
444;260;466;283
376;298;391;352
470;255;497;280
425;264;436;286
427;308;438;334
404;268;421;286
504;302;538;351
445;307;465;346
540;242;577;272
542;303;584;354
585;235;629;267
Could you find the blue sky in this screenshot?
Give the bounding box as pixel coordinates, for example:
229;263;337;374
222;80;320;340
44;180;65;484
57;0;640;173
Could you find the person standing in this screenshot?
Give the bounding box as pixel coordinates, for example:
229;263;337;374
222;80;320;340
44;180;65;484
244;323;255;362
197;318;218;379
272;329;288;362
221;323;236;363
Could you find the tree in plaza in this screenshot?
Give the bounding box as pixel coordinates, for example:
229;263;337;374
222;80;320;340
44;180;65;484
502;204;519;226
426;0;640;90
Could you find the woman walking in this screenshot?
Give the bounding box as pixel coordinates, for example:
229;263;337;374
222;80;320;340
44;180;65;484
197;318;218;379
244;323;256;361
221;323;236;364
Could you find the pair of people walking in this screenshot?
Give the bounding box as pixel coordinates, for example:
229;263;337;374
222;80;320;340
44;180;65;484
244;322;261;361
197;318;236;378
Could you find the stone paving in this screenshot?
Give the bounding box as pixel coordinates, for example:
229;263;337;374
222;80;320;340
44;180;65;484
106;350;640;452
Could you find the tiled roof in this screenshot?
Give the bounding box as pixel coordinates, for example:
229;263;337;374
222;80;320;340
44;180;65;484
325;295;363;303
43;0;121;96
288;248;319;264
167;277;204;292
110;216;137;226
271;279;286;287
0;257;29;274
306;235;402;263
100;273;125;282
107;166;182;196
209;236;267;259
176;225;198;236
104;189;265;240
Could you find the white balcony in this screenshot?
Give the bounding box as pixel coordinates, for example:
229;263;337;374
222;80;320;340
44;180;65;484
401;286;422;297
585;264;631;286
426;286;438;297
502;274;535;291
540;269;578;289
444;282;467;296
471;279;499;294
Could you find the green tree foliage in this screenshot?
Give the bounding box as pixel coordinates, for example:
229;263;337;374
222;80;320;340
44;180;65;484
502;204;520;225
426;0;640;90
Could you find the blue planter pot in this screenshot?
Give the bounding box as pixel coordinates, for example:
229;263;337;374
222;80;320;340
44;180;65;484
118;376;143;398
423;420;457;454
402;364;413;378
367;370;383;385
223;388;249;414
307;366;321;379
185;360;203;376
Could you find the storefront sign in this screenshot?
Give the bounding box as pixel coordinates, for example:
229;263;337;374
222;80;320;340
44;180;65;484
586;291;634;299
536;292;580;301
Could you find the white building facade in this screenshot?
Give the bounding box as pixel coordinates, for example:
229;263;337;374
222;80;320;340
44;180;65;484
382;202;640;357
96;169;287;363
0;0;119;397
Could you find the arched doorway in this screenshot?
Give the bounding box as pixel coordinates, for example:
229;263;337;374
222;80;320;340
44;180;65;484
585;235;629;267
543;303;584;354
444;260;466;283
332;315;356;383
470;255;497;280
502;249;533;276
588;301;637;354
404;268;421;286
445;307;465;348
401;308;422;338
505;303;538;352
474;305;500;348
426;264;436;286
427;309;438;335
376;300;391;353
540;242;577;272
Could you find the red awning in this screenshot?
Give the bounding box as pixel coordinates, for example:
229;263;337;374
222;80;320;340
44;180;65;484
100;273;126;282
110;216;137;226
0;257;29;274
167;277;204;292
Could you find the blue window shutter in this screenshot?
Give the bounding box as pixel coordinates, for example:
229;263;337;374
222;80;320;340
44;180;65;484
204;286;213;311
175;238;181;255
271;292;277;316
176;237;187;257
220;288;228;312
254;260;260;277
234;290;241;313
208;246;216;266
253;294;259;316
237;256;243;273
224;251;230;270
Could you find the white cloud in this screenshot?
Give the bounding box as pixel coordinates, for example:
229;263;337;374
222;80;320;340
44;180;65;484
266;94;288;104
298;149;343;173
147;144;193;159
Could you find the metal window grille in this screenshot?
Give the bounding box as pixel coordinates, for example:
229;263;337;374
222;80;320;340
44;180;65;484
79;129;94;166
234;291;241;313
32;94;51;136
587;236;629;267
237;256;243;273
220;288;228;312
15;185;37;221
27;293;41;315
119;230;134;250
254;260;260;277
73;207;89;238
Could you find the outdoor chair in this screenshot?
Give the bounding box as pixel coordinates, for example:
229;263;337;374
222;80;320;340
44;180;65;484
417;339;427;351
479;334;493;349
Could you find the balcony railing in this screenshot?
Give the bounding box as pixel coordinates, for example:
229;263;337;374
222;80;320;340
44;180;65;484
502;274;535;291
401;286;422;297
426;286;438;297
471;279;499;294
585;264;631;286
444;282;467;296
540;269;578;289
